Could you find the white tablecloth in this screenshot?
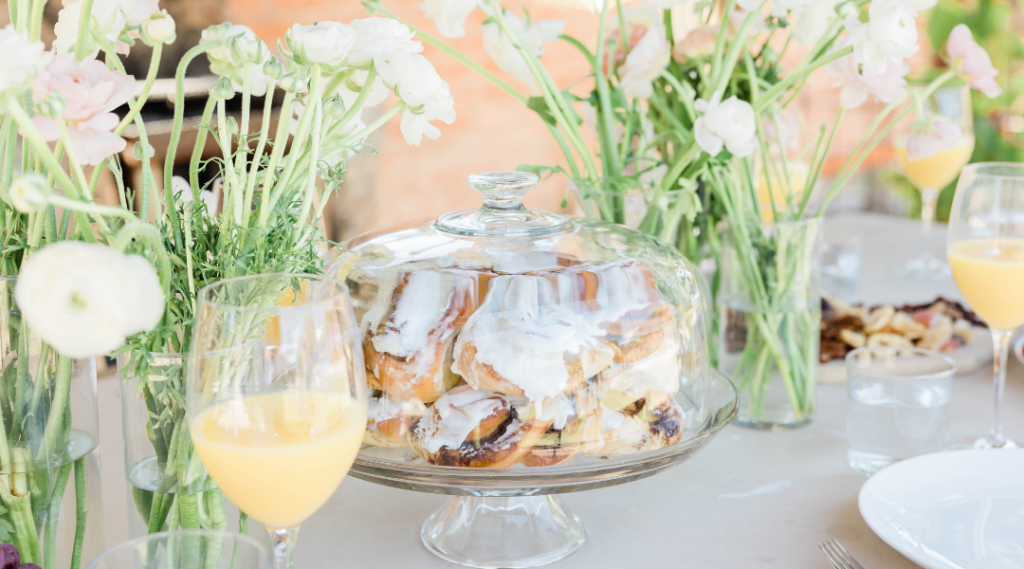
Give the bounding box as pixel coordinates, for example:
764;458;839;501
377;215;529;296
95;212;1024;568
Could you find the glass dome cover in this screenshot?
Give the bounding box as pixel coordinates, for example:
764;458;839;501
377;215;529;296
327;171;713;471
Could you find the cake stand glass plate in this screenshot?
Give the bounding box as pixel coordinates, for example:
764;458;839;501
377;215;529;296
328;171;733;568
858;449;1024;569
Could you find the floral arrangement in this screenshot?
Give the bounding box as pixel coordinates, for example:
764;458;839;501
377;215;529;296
366;0;1000;424
0;0;453;561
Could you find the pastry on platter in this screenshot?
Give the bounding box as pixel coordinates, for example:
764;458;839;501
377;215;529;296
410;385;552;467
364;392;427;449
519;395;581;467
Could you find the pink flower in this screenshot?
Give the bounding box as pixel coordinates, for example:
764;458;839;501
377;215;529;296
946;24;1001;98
825;40;909;110
29;56;133;165
906;118;963;161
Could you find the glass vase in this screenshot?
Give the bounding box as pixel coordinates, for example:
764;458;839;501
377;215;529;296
0;276;105;569
717;218;822;430
117;352;252;539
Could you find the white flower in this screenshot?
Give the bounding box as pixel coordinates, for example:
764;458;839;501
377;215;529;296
141;10;176;45
54;0;127;59
791;0;841;45
771;0;813;17
348;17;422;68
376;51;456;146
825;39;909;109
14;242;164;358
619;24;670;99
482;12;565;84
201;24;272;97
119;0;159;25
693;92;758;158
0;26;51;100
845;0;920;74
905;0;937;10
420;0;482;39
338;68;389;109
286;21;357;67
8;173;51;213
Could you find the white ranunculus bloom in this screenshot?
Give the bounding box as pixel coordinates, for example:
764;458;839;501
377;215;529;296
287;21;358;67
201;24;272;97
0;26;51;100
8;173;51;213
119;0;159;25
791;0;840;45
54;0;127;59
482;12;565;84
904;0;937;10
845;0;920;74
693;93;758;158
376;51;456;146
619;24;670;99
420;0;481;39
348;17;422;68
340;68;390;108
142;10;176;45
14;242;164;358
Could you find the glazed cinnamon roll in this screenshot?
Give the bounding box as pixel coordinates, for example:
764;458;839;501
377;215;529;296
364;392;427;449
410;385;552;467
519;395;580;467
576;381;685;459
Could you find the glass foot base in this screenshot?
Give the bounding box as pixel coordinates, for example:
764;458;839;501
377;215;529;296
421;495;586;569
734;415;810;431
893;253;950;281
949;436;1019;450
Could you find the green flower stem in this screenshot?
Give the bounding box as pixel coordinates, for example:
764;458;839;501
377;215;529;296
365;1;527;104
42;462;73;569
182;204;198;314
708;7;763;98
754;45;852;113
116;43;164;135
233;66;253;191
48;194;141;221
296;78;324;231
111;222;172;293
70;458;86;569
241;79;276;228
189;97;218;203
27;343;49;419
272;68;322;215
27;0;44;41
164;42;219;206
334;66;377;135
336;100;404;149
215;99;243;224
53;118;95;202
796;109;842;219
72;0;95;59
708;0;738;95
593;0;622;189
5;102;96;242
255;91;295;228
38;356;71;463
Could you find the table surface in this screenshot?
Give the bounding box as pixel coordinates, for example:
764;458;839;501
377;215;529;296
95;212;1024;569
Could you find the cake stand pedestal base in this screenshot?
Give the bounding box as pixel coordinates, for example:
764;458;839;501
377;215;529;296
421;495;586;568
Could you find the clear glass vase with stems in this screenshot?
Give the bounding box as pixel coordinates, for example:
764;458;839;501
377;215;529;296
117;353;256;540
0;276;105;569
893;84;974;280
717;218;822;430
947;162;1024;449
86;529;270;569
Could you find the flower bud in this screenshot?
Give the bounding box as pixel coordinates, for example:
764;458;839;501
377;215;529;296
225;116;239;138
278;72;308;93
141;11;177;46
209;76;236;100
132;141;155;161
323;95;346;118
36;92;65;118
230;34;263;64
263;57;284;80
9;173;51;213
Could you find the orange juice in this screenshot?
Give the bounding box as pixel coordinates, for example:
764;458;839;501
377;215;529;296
896;137;975;191
191;391;366;528
949;237;1024;331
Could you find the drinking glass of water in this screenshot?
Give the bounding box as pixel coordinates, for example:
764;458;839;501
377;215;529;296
846;347;956;476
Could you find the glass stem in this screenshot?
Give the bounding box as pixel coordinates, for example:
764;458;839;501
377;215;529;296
269;526;300;569
989;329;1012;448
920;188;939;239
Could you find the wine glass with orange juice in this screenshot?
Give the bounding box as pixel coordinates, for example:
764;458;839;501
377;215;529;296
187;274;368;568
895;85;974;279
947;163;1024;449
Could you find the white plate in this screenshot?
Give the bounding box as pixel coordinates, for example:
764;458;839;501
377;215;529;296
858;450;1024;569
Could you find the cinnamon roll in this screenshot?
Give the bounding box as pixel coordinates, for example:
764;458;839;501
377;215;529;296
363;269;489;403
410;385;552;468
577;382;685;458
519;395;580;467
452;275;615;401
364;392;427;449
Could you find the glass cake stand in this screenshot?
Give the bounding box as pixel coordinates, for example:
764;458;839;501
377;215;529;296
348;371;737;569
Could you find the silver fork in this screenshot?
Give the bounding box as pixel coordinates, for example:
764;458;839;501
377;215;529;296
820;538;866;569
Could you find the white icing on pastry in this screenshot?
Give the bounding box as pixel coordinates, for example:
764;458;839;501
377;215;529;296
366;396;426;432
453;275;610;401
600;334;682;396
414;386;504;453
370;271;455;358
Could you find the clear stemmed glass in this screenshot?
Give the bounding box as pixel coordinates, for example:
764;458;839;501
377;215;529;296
895;84;975;280
186;274;368;568
947;163;1024;449
87;529;270;569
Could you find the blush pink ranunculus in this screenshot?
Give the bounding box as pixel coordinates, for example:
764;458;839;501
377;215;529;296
29;56;134;165
825;39;909;110
906;118;963;162
946;24;1001;98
